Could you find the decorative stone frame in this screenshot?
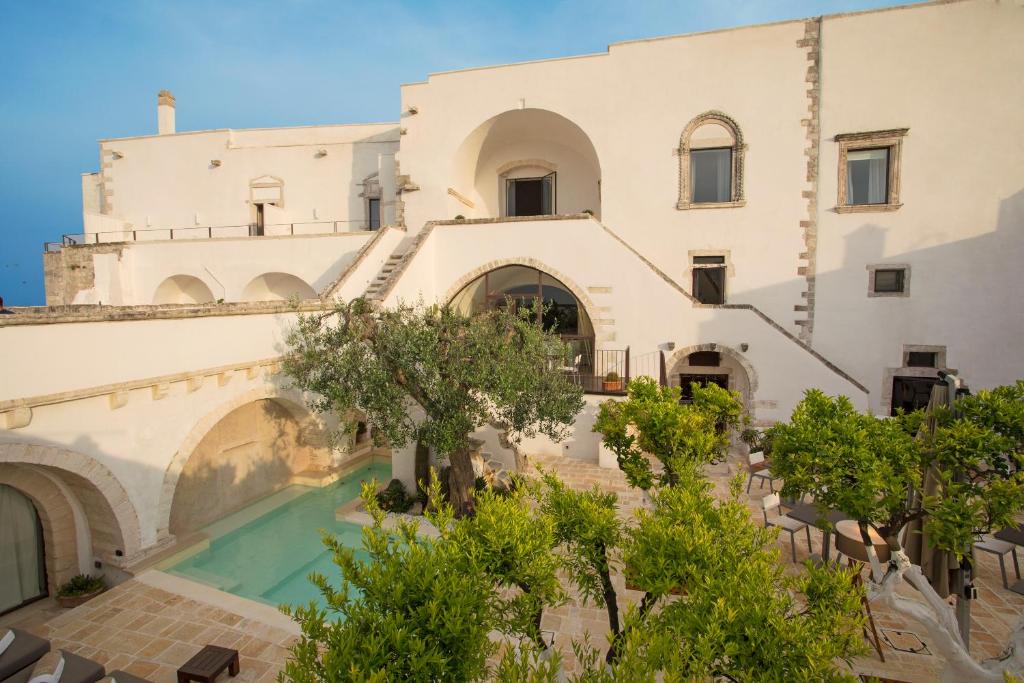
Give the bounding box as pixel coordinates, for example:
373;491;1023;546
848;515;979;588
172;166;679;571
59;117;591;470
867;263;911;298
677;111;746;210
665;343;758;415
359;172;382;230
835;129;908;213
879;344;950;416
687;249;734;307
249;175;284;208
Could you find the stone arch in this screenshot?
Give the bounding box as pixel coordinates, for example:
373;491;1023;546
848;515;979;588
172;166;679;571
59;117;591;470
452;108;602;219
442;257;599;319
0;466;79;597
0;443;142;562
677;110;746;209
157;386;326;539
153;274;216;304
665;343;758;413
241;272;317;301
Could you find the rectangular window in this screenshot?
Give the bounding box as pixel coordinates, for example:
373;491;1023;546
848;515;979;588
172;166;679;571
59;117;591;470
846;147;890;205
367;198;381;230
891;376;939;416
506;174;555;217
874;268;905;293
692;256;726;305
907;351;937;368
679;374;729;403
690;148;732;203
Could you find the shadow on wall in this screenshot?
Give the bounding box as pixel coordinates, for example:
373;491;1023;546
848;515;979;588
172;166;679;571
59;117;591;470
168;399;329;536
691;187;1024;415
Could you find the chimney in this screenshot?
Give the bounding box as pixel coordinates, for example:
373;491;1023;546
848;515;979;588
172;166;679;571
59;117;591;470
157;90;176;135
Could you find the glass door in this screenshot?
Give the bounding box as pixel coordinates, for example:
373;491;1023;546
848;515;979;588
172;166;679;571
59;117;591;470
0;484;47;614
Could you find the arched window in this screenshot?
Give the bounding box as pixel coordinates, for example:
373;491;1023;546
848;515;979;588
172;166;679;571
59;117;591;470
677;111;746;210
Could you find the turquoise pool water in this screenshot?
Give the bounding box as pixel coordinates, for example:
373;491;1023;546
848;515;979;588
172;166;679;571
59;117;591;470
164;461;390;610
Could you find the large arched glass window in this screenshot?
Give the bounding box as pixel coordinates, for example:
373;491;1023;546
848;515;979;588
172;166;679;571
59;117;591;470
677;111;746;210
449;265;594;366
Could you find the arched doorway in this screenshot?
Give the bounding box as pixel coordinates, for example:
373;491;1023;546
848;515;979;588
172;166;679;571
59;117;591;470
449;264;595;373
666;344;756;414
0;484;47;614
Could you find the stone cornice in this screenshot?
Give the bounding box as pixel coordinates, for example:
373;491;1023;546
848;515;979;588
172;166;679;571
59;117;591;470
0;300;327;327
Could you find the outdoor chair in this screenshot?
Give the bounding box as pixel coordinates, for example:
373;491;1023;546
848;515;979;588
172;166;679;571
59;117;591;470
762;493;812;563
22;649;104;683
746;451;777;493
973;534;1021;590
558;354;582;383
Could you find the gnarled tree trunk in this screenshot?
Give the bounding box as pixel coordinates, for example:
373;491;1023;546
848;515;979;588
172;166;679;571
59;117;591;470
448;447;477;518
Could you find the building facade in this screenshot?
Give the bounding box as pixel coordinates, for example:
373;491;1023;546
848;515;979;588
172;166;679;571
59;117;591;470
1;0;1022;609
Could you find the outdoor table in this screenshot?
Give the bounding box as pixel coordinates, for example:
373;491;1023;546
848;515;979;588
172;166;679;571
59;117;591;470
786;503;848;564
994;523;1024;595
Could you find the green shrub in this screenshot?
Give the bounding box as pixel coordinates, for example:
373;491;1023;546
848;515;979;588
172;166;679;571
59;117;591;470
375;478;415;513
605;371;620;382
57;574;105;597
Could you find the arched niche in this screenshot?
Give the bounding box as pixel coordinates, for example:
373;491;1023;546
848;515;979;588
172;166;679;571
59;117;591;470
451;109;602;219
241;272;317;301
153;275;215;305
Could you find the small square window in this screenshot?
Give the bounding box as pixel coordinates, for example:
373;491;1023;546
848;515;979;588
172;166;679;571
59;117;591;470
690;148;732;204
874;268;906;294
846;147;890;205
687;351;721;367
907;352;937;368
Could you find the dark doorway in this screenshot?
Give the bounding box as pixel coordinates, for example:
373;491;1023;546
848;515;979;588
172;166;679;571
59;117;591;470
891;376;939;416
250;204;265;237
679;374;729;403
506;173;555;217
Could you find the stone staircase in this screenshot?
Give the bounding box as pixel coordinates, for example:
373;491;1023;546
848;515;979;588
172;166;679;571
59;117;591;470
364;253;406;299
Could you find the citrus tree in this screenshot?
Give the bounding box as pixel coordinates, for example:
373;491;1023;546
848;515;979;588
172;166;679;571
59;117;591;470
283;298;584;516
770;383;1024;682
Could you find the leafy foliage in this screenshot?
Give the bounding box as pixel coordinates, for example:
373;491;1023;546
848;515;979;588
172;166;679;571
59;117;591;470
284;298;584;515
374;479;415;513
771;384;1024;558
57;574;105;597
593;377;739;488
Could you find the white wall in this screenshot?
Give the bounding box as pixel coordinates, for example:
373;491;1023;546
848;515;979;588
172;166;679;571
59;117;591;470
813;0;1024;412
74;232;373;305
91;123;399;237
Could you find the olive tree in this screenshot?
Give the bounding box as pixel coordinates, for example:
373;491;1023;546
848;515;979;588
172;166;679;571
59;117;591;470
770;383;1024;682
283;298;584;516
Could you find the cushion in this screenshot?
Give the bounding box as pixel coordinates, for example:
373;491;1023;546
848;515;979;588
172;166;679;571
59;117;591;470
0;630;14;657
55;651;104;683
0;628;50;681
27;651;64;683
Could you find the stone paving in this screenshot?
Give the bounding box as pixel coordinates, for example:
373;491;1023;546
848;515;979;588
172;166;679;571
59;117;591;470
3;451;1022;682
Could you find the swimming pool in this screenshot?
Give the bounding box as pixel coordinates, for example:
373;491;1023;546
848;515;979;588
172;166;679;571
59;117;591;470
163;460;390;610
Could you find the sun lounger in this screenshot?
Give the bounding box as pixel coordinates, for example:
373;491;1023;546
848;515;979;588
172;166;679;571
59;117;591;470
0;628;50;683
23;649;104;683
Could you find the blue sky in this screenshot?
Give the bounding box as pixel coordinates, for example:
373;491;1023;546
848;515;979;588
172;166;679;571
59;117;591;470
0;0;912;305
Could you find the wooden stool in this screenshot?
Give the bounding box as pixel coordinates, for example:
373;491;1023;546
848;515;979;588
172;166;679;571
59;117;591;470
177;645;239;683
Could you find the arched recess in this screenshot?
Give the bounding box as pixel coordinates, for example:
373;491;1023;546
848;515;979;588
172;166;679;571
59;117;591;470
157;387;329;539
241;272;317;301
0;443;142;563
0;470;77;606
665;343;758;414
446;259;597;375
153;274;215;305
677;111;746;209
451;108;602;219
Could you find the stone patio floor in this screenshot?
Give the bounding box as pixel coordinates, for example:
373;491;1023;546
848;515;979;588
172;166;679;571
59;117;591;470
3;451;1022;682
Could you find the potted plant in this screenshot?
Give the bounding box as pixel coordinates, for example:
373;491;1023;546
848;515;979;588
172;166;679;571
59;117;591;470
56;574;106;608
602;371;623;393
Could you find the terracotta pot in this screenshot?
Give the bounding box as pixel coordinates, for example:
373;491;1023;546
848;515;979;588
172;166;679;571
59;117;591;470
56;586;105;609
602;380;623;392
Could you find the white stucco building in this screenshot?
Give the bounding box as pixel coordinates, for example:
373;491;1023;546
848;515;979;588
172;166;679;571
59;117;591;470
1;0;1022;611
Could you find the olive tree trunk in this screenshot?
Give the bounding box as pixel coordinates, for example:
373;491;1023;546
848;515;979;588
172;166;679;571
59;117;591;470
447;447;477;518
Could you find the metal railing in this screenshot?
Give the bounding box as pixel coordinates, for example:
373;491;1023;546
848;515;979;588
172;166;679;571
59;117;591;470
46;219;376;251
565;347;631;396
